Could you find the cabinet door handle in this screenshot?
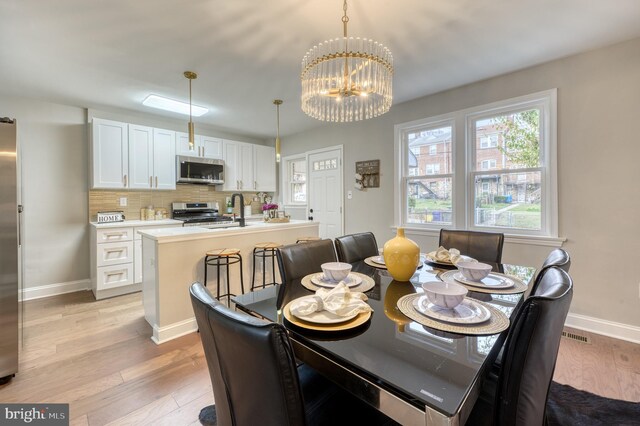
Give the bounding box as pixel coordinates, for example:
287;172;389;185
150;176;153;187
124;174;128;187
254;181;257;190
155;176;158;187
202;146;205;157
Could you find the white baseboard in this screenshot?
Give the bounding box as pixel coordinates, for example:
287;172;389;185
151;318;198;345
565;313;640;345
21;279;91;301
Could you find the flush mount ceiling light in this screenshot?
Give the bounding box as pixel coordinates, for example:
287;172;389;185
301;0;393;122
142;95;208;117
273;99;283;163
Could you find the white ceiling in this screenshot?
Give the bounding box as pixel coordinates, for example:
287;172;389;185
2;0;640;139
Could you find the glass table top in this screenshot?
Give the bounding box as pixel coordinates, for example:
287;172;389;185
233;261;535;418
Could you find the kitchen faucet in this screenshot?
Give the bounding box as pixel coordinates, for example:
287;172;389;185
230;193;245;227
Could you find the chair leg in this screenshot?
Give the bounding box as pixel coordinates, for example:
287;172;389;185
198;405;217;426
238;255;245;295
251;248;258;291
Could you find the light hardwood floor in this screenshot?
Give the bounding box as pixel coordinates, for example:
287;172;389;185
1;291;638;425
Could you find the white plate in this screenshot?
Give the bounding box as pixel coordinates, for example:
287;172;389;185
426;252;475;266
412;296;491;324
371;255;385;265
290;296;359;324
311;273;362;288
441;270;515;289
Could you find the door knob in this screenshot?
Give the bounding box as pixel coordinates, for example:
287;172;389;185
310;208;314;213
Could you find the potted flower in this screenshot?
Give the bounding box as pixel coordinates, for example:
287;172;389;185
262;203;278;220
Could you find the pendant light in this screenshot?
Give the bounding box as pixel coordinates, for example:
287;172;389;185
301;0;393;122
273;99;283;163
184;71;197;149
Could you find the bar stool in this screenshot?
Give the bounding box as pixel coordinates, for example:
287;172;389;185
296;236;321;244
251;242;282;291
204;248;245;306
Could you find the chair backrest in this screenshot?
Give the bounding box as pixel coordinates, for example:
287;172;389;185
276;239;337;308
334;232;379;263
529;249;571;295
439;229;504;264
494;267;573;426
190;282;307;426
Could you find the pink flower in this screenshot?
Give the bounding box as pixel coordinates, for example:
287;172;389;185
262;203;278;211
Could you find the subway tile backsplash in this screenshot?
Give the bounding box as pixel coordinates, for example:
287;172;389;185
89;185;264;221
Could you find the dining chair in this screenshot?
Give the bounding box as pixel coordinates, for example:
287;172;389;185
466;266;573;426
189;282;397;426
276;239;337;308
334;232;379;263
528;248;571;296
439;229;504;264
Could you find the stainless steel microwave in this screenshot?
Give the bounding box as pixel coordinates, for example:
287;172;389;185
176;155;224;185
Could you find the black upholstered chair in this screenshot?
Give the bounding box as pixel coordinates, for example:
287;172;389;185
528;248;571;296
439;229;504;264
334;232;379;263
467;267;573;426
276;239;337;309
190;282;396;426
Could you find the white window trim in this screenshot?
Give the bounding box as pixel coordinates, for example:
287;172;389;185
394;116;456;229
394;89;559;239
280;153;308;207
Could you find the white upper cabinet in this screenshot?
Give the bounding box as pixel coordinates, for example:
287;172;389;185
91;118;175;190
201;136;223;159
176;132;222;159
128;124;154;189
92;118;129;189
152;128;176;190
253;145;276;192
222;140;274;192
176;132;200;157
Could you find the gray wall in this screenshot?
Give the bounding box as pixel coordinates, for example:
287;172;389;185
0;96;89;288
282;37;640;328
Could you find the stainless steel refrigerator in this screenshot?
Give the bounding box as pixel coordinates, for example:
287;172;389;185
0;118;19;384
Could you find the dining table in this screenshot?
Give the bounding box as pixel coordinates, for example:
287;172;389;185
232;258;535;426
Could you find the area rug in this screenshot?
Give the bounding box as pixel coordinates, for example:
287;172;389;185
547;381;640;426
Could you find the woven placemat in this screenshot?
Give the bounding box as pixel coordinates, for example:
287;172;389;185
301;272;375;293
438;270;528;294
364;256;386;269
397;293;510;335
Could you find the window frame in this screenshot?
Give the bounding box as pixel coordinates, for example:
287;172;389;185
281;154;308;206
394;89;558;238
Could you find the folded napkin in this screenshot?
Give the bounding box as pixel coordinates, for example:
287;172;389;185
290;283;373;317
434;246;462;264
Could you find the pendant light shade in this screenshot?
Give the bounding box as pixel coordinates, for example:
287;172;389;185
301;0;393;122
274;99;283;163
184;71;197;149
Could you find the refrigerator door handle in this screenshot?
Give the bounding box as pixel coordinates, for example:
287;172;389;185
17;205;22;247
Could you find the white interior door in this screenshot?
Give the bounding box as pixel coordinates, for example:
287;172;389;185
308;148;343;239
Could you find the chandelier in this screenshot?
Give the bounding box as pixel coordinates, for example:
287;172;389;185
301;0;393;122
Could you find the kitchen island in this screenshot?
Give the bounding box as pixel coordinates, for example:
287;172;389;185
138;220;319;344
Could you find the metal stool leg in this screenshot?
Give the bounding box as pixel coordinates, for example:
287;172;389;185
238;255;245;294
204;255;209;287
261;249;267;289
271;249;276;286
251;248;258;291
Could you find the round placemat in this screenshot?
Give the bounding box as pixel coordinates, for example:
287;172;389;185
301;272;375;293
396;293;509;335
439;270;528;294
283;300;372;332
364;256;386;269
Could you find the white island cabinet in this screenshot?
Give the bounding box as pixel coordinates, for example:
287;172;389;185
90;220;182;300
139;220;319;344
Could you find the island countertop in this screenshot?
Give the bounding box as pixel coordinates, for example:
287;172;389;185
137;220;317;243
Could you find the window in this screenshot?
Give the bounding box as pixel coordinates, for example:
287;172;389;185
283;157;307;204
479;133;499;149
429;144;437;155
395;90;557;237
480;159;496;170
402;122;454;226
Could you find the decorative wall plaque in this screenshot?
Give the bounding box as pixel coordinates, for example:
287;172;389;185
355;160;380;188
